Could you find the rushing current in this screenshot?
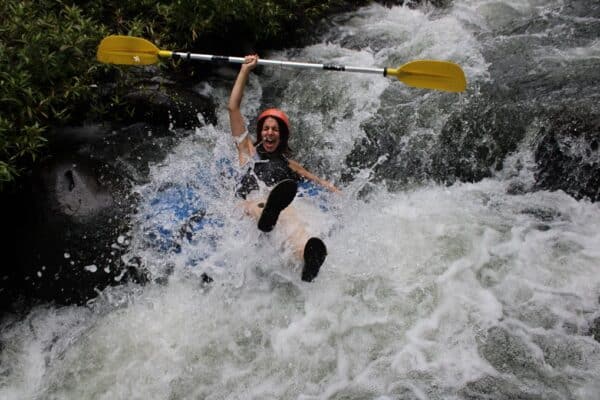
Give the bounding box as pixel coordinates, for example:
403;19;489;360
2;1;600;399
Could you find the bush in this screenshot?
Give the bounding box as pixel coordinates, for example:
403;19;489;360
82;0;370;52
0;0;107;184
165;0;366;50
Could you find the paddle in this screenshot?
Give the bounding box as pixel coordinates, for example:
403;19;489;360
97;35;467;92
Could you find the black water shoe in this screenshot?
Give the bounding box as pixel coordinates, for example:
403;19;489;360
257;179;297;232
301;237;327;282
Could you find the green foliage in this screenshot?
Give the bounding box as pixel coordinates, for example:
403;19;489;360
0;0;107;185
1;0;370;188
164;0;370;50
75;1;172;45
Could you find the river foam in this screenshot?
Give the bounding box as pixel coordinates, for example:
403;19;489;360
2;1;599;399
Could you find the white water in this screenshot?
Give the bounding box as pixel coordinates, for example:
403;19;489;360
2;1;600;399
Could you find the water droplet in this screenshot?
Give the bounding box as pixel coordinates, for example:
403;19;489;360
84;265;98;273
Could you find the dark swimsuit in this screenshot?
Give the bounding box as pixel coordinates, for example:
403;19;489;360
236;144;299;199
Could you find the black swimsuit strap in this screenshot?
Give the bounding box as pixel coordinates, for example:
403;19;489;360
235;144;297;199
256;144;289;162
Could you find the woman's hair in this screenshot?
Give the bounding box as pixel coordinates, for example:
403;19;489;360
256;117;292;156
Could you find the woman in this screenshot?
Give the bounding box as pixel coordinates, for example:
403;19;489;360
228;54;339;282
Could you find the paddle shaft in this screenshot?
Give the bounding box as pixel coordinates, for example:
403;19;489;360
168;51;389;76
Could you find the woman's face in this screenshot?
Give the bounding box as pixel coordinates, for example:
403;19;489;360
260;117;281;153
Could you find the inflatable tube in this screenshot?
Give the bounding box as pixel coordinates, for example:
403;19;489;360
140;158;329;258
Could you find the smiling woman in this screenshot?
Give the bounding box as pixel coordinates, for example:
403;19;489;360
227;54;339;282
258;110;289;154
2;1;600;399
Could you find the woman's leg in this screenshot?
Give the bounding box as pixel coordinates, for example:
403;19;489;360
278;206;311;259
241;181;327;281
277;206;327;282
242;200;309;260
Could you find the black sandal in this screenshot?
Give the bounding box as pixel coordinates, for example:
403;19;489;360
257;179;297;232
301;237;327;282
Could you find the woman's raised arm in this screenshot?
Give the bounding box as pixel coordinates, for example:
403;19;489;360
228;55;258;165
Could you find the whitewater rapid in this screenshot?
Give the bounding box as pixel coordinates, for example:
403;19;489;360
2;1;600;399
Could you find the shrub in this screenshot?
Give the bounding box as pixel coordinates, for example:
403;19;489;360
165;0;370;51
0;0;107;185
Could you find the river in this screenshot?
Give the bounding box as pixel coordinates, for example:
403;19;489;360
1;1;600;399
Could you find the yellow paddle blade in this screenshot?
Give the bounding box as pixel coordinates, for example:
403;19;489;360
387;60;467;92
96;35;168;65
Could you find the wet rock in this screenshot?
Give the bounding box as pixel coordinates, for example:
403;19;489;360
342;83;438;189
1;154;137;306
519;207;563;222
506;180;527;195
43;159;114;218
590;317;600;343
84;122;186;185
534;109;600;202
562;0;600;18
431;98;529;185
121;83;216;129
0;120;195;307
376;0;452;7
51;124;107;147
100;65;216;129
343;87;529;190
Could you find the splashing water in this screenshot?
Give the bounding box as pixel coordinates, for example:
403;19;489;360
2;1;600;399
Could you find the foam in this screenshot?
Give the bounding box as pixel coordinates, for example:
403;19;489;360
1;2;600;399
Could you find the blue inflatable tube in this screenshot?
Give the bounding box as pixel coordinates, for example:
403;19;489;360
140;158;328;257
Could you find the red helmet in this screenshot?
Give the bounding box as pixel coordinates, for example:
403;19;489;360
257;108;290;133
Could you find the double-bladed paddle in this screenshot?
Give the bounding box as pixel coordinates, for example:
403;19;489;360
97;35;467;92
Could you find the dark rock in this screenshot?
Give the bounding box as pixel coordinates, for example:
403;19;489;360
50;124;107;148
83;122;186;185
506;180;527;195
0;119;200;307
1;153;137;306
342;86;529;190
201;273;214;284
97;65;216;130
590;317;600;343
562;0;600;18
431;98;529;185
40;158;114;218
342;83;437;189
534;109;600;201
120;84;216;129
376;0;452;7
519;207;563;222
